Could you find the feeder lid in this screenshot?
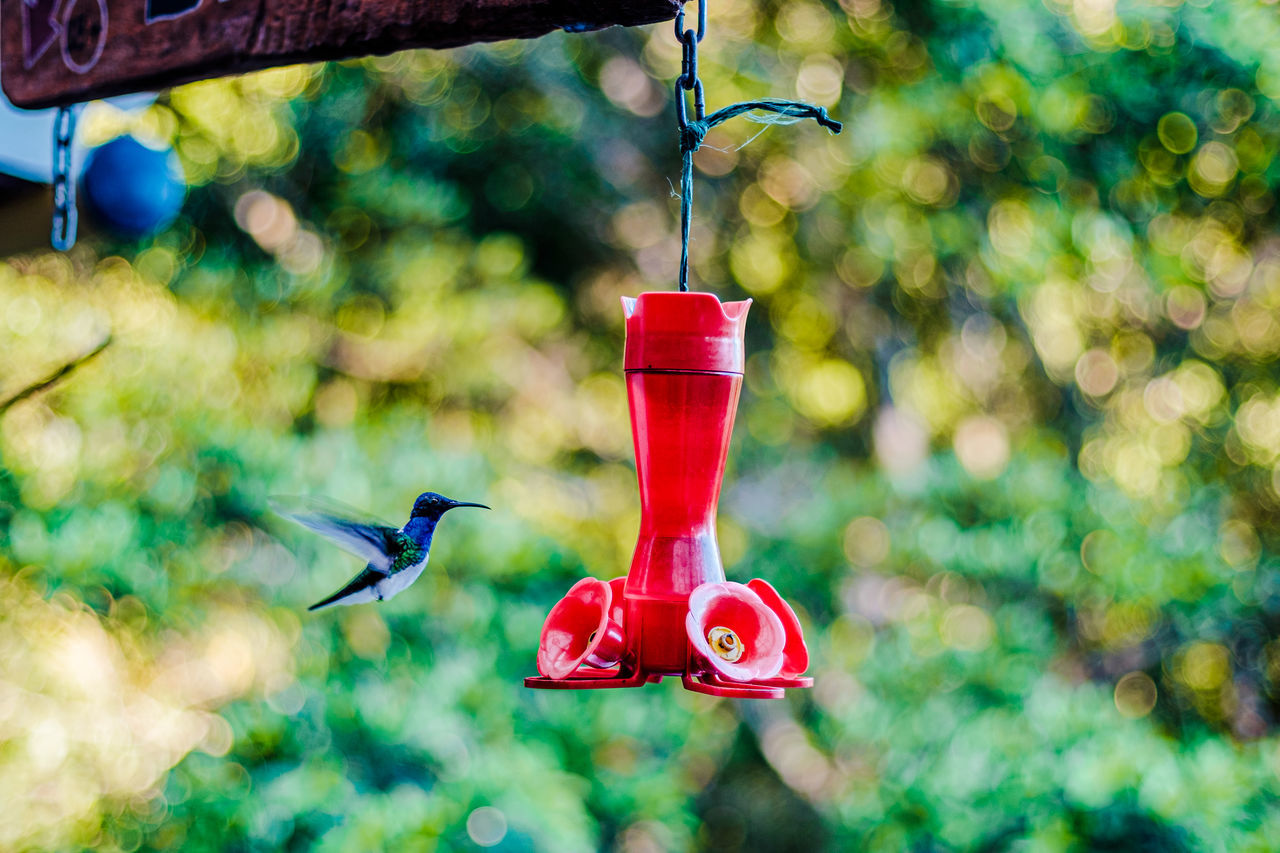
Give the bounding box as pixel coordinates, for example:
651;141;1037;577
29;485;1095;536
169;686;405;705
622;292;751;374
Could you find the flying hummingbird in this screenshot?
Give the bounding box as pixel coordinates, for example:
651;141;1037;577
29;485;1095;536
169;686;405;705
273;492;489;612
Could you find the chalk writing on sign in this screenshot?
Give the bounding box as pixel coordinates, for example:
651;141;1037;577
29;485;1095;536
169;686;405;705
60;0;108;73
21;0;107;73
21;0;60;68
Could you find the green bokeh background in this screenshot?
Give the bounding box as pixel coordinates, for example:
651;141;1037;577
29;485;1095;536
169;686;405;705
5;0;1280;849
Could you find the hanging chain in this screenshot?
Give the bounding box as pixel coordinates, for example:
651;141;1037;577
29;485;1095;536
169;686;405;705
51;105;80;252
671;0;842;293
674;0;706;292
674;0;707;135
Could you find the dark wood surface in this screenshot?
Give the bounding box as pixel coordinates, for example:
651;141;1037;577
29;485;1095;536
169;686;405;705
2;0;680;109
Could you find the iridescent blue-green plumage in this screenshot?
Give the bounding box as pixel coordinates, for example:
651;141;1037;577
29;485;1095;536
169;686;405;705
387;532;426;575
272;492;488;611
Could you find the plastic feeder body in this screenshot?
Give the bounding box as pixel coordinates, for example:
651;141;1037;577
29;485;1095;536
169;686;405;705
621;292;750;674
525;292;805;697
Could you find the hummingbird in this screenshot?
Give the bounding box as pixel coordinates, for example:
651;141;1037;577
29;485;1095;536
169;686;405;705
273;492;489;612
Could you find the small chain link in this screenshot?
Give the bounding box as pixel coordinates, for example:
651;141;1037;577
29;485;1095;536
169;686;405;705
51;105;79;252
672;0;706;44
674;0;706;131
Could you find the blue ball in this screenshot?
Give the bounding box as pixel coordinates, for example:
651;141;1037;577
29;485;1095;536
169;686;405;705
81;135;186;237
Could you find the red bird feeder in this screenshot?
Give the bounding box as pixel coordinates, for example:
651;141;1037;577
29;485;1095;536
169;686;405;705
526;292;812;698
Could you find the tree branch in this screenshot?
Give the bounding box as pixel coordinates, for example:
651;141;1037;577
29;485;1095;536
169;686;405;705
0;336;112;414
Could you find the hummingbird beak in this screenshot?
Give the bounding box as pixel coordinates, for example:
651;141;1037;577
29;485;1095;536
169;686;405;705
447;500;489;511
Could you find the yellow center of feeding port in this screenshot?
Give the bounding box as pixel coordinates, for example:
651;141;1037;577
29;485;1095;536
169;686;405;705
707;626;743;662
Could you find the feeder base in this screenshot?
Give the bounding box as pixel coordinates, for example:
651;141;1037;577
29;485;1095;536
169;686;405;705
682;673;784;699
525;667;809;698
755;675;814;689
524;668;656;690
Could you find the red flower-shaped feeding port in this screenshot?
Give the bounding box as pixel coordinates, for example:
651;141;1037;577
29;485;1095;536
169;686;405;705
537;578;626;680
686;581;785;682
525;292;812;698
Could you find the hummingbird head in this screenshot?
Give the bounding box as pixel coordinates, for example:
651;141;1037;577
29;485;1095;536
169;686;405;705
410;492;490;520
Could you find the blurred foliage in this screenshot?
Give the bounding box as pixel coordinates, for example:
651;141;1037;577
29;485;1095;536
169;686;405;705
6;0;1280;849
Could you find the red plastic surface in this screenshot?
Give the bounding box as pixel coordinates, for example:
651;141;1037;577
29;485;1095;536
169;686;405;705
747;578;811;679
536;578;625;679
525;292;811;699
621;292;750;373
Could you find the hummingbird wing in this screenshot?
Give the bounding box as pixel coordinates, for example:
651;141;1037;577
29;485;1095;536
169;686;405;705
270;496;401;573
307;533;426;611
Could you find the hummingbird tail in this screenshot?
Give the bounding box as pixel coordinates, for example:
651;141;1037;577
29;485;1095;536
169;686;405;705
307;569;383;611
307;596;342;612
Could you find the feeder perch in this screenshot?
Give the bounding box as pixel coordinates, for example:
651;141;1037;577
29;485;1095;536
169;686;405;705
526;291;812;698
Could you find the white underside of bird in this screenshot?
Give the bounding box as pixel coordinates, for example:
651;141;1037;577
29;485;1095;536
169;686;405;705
316;555;430;610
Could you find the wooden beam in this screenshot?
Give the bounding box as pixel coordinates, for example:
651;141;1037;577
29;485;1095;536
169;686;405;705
1;0;680;110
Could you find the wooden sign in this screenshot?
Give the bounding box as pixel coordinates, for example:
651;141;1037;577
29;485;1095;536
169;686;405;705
1;0;679;109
